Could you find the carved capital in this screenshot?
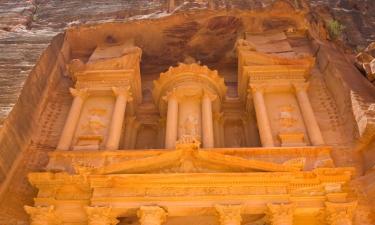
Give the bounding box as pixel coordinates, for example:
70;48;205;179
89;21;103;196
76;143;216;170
202;89;217;101
293;82;309;93
162;88;179;102
86;206;119;225
137;206;167;225
325;201;357;225
267;203;295;225
69;88;90;99
112;86;133;101
215;204;243;225
249;84;266;94
24;205;61;225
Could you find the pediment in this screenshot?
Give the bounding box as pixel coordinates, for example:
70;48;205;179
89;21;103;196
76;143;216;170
77;143;304;175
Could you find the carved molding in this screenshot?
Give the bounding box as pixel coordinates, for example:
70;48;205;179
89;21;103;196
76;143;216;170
137;206;167;225
86;206;119;225
24;205;61;225
215;204;243;225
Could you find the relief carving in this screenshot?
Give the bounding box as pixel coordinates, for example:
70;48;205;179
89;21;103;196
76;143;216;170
278;105;297;128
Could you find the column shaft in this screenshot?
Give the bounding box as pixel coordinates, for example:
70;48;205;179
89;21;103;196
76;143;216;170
165;94;179;149
294;83;324;146
57;88;88;150
251;86;274;147
106;87;132;150
202;93;215;148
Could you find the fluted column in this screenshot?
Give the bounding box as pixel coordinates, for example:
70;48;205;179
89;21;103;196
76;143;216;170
250;84;274;147
202;91;216;148
86;206;119;225
267;203;295;225
163;90;179;149
293;83;324;146
325;202;357;225
215;205;243;225
24;205;61;225
106;87;133;150
57;88;89;150
137;206;167;225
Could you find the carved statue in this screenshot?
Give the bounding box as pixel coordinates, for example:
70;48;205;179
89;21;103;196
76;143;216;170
279;104;297;128
82;108;107;135
181;115;199;138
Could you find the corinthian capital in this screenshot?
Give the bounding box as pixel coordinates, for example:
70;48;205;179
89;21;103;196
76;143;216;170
325;201;357;225
112;86;133;101
249;84;266;94
86;206;119;225
24;205;61;225
215;204;243;225
69;88;90;99
137;206;167;225
162;88;178;102
266;203;295;225
202;89;217;101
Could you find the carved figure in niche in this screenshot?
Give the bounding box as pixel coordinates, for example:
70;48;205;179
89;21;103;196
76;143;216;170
181;115;199;138
82;108;107;135
278;104;297;128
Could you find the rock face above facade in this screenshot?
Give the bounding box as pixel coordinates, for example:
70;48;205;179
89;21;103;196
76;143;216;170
0;0;374;122
0;1;374;225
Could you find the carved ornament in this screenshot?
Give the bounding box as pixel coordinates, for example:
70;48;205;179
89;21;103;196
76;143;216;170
86;206;119;225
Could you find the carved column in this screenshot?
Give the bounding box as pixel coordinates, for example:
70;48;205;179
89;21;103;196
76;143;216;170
250;84;274;147
57;88;89;150
86;206;119;225
215;205;243;225
24;205;61;225
106;87;133;150
293;83;324;146
325;202;357;225
202;91;216;148
267;203;295;225
137;206;167;225
163;90;179;149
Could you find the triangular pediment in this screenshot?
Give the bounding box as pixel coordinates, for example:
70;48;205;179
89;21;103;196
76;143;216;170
83;143;304;175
